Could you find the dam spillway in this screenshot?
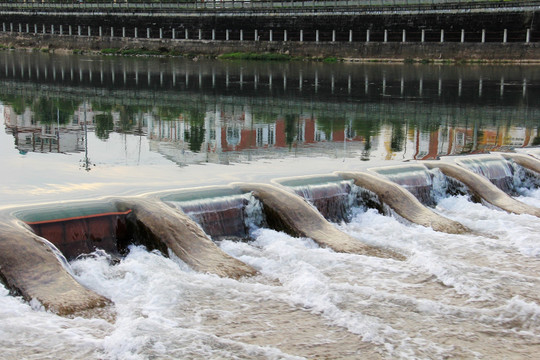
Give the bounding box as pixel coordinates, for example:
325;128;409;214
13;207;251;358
1;152;539;315
0;48;539;358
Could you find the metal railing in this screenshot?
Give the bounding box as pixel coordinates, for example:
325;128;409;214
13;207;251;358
0;0;537;13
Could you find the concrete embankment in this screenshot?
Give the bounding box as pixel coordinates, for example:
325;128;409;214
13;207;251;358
1;33;540;61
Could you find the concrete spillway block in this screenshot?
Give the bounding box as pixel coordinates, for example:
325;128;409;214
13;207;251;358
234;183;403;260
0;219;110;315
338;172;470;235
115;198;257;278
500;153;540;175
424;162;540;218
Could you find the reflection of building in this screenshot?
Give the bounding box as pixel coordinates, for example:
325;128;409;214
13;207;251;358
147;106;370;166
2;104;83;154
3;99;538;165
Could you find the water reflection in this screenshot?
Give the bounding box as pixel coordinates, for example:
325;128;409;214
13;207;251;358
1;51;539;167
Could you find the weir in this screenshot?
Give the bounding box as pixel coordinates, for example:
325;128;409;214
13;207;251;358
17;202;132;260
0;218;110;315
424;161;540;217
370;165;436;206
0;197;257;314
337;171;470;234
277;176;353;223
162;188;251;240
114;198;257;278
2;153;540;313
234;182;403;259
500;153;540;176
455;155;515;194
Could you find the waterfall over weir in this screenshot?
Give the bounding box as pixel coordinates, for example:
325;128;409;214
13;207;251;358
370;165;436;206
277;176;354;223
456;155;516;194
1;153;539;315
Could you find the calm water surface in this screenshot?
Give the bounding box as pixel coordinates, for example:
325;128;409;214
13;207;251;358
0;51;539;359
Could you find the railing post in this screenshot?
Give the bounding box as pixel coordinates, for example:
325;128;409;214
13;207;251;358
461;29;465;43
402;29;406;43
526;28;530;43
185;29;189;40
440;29;444;43
316;29;319;42
421;29;425;43
300;29;303;42
384;29;387;43
481;29;485;43
269;29;273;42
332;30;336;42
199;29;202;40
240;29;243;41
366;29;370;43
226;29;229;41
349;29;352;42
284;29;287;42
503;28;507;43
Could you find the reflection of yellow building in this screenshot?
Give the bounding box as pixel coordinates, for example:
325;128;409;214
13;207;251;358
374;123;538;161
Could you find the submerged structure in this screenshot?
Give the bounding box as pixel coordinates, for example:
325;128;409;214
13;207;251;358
0;152;539;315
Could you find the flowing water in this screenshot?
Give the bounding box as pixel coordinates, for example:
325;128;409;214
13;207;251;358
0;51;539;359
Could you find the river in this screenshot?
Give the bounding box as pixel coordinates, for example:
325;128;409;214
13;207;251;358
0;51;539;359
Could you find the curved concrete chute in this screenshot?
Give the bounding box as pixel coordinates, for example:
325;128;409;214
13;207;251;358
0;219;110;316
234;183;404;260
338;172;470;235
500;153;540;175
424;162;540;218
115;198;257;278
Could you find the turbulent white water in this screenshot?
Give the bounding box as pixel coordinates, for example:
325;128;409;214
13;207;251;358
1;191;539;359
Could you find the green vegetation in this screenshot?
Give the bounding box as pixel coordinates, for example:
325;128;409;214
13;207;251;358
100;47;180;57
218;52;293;61
322;57;338;63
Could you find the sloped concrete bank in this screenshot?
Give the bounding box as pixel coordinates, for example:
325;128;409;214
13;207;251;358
1;33;540;62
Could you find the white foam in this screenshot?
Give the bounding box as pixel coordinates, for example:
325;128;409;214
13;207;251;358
2;194;539;359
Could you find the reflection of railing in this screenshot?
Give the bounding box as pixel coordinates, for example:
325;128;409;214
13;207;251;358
0;0;538;13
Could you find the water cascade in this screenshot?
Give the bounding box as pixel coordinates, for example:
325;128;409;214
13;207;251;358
277;176;354;223
114;198;257;278
163;188;251;240
424;161;540;217
0;218;110;315
370;165;436;206
338;171;470;234
500;153;540;181
456;155;515;194
234;182;404;260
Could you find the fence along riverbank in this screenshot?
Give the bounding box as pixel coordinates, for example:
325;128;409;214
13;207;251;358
0;0;539;60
